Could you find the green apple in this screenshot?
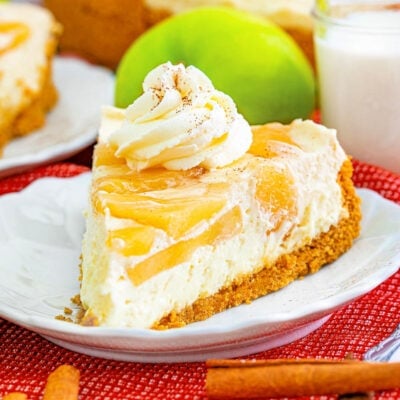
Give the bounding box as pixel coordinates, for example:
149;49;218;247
115;7;315;125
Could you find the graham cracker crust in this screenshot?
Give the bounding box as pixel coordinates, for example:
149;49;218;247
153;159;361;329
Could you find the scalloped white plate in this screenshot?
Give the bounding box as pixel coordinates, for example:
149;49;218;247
0;175;399;363
0;57;114;178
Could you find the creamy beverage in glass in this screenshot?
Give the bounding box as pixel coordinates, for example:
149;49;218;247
313;1;400;174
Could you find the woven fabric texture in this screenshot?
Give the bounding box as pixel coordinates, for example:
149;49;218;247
0;160;399;400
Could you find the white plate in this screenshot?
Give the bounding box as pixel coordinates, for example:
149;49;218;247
0;175;399;363
0;57;114;178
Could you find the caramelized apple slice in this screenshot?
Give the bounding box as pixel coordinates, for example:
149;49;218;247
128;206;242;285
97;190;227;240
255;163;297;232
94;166;205;194
250;123;298;158
94;143;126;167
107;225;156;256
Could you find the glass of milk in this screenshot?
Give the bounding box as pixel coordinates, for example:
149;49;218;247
313;0;400;174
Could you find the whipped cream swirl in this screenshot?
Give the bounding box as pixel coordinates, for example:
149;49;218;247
107;62;252;171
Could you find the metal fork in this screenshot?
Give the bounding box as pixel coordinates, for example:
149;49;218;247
364;324;400;362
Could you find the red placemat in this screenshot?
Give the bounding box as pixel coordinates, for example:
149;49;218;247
0;160;399;400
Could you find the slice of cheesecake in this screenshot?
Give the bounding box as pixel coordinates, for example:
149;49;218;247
0;3;60;153
80;63;361;329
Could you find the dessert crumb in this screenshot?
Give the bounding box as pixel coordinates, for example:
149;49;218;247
54;294;84;324
64;307;73;315
55;314;73;323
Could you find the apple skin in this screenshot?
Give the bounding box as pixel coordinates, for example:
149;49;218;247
115;7;315;125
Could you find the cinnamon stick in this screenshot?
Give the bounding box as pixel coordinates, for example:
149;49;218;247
206;359;400;399
42;364;80;400
2;393;28;400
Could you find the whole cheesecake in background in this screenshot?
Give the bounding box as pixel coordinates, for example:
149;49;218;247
0;3;60;153
44;0;314;69
79;62;361;329
146;0;315;66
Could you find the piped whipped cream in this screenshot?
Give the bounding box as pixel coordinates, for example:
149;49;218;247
103;62;252;171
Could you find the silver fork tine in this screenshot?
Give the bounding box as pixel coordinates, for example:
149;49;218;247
364;324;400;362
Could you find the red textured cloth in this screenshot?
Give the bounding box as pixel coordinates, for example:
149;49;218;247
0;161;400;400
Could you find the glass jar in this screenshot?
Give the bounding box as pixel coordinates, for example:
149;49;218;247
313;0;400;174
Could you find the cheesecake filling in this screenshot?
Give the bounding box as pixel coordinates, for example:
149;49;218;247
81;63;347;328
